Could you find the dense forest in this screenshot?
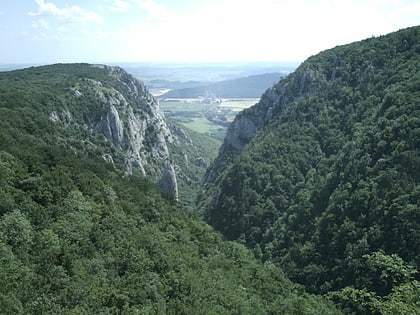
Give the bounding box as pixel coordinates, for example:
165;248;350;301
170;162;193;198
0;64;339;313
201;26;420;314
1;26;419;314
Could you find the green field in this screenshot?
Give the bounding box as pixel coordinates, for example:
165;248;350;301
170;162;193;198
219;98;259;110
160;99;257;112
179;117;221;133
159;100;217;112
160;100;225;137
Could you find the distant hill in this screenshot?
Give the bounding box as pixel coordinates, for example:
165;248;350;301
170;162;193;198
147;79;209;90
120;61;297;83
160;72;283;99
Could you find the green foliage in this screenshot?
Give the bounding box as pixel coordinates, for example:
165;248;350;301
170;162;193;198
0;64;339;313
328;251;420;314
167;120;221;210
202;26;420;313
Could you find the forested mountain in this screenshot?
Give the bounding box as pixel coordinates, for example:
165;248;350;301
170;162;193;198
0;64;179;197
200;26;420;314
0;63;219;207
160;72;283;99
0;63;339;313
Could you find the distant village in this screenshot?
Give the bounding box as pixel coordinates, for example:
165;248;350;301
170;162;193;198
162;92;222;104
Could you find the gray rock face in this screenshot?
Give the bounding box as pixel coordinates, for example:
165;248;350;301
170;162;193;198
172;125;193;146
101;67;177;196
52;65;178;197
220;63;325;155
49;110;72;125
221;114;260;153
95;104;124;146
159;161;179;200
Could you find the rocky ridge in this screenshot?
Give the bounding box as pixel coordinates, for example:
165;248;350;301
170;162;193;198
221;62;325;155
51;65;178;198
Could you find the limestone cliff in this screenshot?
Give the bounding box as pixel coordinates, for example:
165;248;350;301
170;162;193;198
50;64;178;199
221;62;325;155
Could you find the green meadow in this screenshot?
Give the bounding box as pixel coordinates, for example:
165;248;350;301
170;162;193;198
160;99;256;137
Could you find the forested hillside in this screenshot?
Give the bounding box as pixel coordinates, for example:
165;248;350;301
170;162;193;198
201;26;420;314
0;64;180;195
167;121;222;211
0;64;339;313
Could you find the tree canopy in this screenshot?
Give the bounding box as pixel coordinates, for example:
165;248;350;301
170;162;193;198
201;26;420;314
0;63;339;314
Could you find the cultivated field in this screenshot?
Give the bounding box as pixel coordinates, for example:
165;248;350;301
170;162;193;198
160;98;258;139
218;98;259;111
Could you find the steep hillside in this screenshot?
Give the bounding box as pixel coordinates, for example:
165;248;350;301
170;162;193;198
0;63;178;197
168;121;222;211
0;64;340;313
200;26;420;314
160;72;282;99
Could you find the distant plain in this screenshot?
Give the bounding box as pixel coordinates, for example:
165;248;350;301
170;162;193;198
125;61;296;138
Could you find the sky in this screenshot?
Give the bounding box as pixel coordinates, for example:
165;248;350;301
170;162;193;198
0;0;419;64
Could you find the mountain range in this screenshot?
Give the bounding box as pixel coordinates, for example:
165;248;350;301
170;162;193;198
160;72;283;99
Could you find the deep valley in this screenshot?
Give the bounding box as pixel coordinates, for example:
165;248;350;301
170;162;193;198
0;26;419;314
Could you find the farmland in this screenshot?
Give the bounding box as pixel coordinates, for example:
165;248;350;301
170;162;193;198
159;98;258;141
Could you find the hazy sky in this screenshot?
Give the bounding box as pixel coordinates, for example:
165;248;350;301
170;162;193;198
1;0;419;64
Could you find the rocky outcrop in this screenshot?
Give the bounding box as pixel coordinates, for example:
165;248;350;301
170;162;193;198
172;124;193;146
97;66;177;196
201;61;329;186
221;113;260;154
158;161;179;200
52;65;178;197
95;104;124;146
220;62;326;155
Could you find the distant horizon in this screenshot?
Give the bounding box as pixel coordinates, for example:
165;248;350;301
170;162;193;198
0;60;302;66
0;60;301;74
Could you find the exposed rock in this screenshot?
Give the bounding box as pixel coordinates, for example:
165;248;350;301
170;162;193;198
172;125;193;146
102;153;115;166
49;110;72;125
49;111;60;123
73;90;83;97
159;161;179;200
48;65;179;197
220;63;325;155
87;78;103;87
221;114;259;153
95;104;124;146
95;66;177;197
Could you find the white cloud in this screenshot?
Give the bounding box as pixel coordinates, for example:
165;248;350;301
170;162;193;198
29;0;103;23
110;0;131;12
156;0;420;61
19;0;420;63
31;18;50;30
26;0;104;43
131;0;174;22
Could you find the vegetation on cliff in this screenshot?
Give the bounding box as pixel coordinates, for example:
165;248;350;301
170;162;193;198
201;26;420;314
0;63;338;314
